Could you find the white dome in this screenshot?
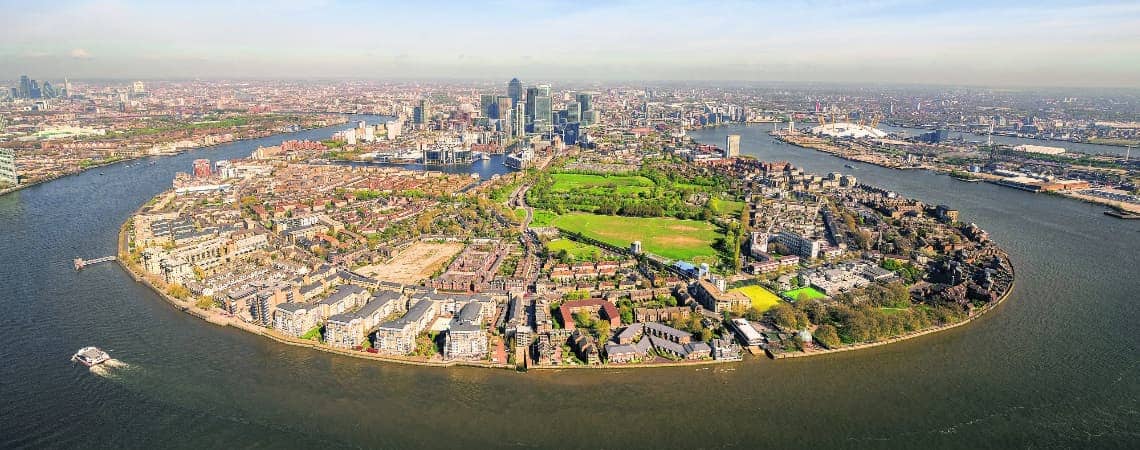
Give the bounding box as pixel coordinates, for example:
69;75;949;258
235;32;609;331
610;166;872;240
810;122;887;139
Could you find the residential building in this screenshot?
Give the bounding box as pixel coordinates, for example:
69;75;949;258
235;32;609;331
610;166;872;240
443;302;488;360
691;278;750;314
374;299;439;355
317;284;369;319
558;299;621;331
324;291;407;348
0;148;17;185
726;134;741;158
274;302;319;337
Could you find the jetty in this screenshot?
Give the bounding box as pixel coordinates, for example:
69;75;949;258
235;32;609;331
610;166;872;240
75;256;116;270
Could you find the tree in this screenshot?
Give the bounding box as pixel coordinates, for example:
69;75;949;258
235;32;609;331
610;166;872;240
167;284;190;300
770;303;807;331
574;311;593;329
195;295;214;310
620;305;634;324
813;324;841;349
596;320;611;343
744;306;764;321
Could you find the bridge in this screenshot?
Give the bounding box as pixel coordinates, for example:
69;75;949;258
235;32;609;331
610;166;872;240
74;256;116;270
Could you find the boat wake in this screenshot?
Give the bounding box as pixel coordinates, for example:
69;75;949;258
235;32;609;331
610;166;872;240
89;358;131;378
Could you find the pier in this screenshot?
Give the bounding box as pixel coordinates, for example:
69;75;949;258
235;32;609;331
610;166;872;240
74;256;116;270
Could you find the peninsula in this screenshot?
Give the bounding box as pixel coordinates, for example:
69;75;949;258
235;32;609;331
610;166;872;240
117;83;1014;368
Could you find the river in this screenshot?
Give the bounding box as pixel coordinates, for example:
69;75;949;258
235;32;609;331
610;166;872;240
1;121;1136;448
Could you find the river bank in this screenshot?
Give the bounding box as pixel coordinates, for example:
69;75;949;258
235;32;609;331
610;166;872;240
774;131;1140;214
773;277;1015;359
0;116;348;199
116;217;514;370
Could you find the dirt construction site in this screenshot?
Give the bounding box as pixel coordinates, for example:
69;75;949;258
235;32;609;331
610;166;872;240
356;241;464;284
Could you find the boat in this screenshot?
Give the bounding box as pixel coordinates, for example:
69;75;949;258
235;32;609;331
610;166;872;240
72;347;110;366
1104;206;1140;220
480;152;490;161
844;164;856;169
949;171;982;182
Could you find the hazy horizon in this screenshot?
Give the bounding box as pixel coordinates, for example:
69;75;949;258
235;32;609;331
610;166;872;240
3;0;1139;88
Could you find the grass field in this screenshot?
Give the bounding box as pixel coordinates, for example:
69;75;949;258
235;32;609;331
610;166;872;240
709;198;746;216
551;212;721;262
545;239;604;262
781;286;828;302
530;210;557;227
550;173;655;195
732;285;782;312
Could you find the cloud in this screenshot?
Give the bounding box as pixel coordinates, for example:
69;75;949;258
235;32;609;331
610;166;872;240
70;48;92;59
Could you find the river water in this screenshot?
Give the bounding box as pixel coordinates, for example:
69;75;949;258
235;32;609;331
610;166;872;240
1;121;1136;448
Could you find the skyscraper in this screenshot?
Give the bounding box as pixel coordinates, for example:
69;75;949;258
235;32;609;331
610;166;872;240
534;91;552;134
514;102;526;138
507;78;522;106
413;99;430;125
524;87;539;132
565;101;581;123
496;96;512;121
18;75;30;99
479;94;496;118
726;134;741;158
576;93;593;114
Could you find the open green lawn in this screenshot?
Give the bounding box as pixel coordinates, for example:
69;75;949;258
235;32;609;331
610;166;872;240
551;213;721;262
530;210;557;227
709;198;746;215
545;239;604;262
879;307;909;316
550;173;655;195
732;285;782;312
781;286;828;302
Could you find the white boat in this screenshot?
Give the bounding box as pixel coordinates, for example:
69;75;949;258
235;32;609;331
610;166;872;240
72;347;110;367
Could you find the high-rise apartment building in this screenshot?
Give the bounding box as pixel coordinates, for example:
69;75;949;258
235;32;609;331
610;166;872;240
726;134;741;158
0;148;18;186
514;102;526;138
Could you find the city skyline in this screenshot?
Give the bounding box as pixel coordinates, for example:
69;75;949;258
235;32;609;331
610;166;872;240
2;0;1139;87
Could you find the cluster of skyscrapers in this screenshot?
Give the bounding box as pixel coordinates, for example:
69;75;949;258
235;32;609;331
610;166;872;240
10;75;67;100
475;78;597;143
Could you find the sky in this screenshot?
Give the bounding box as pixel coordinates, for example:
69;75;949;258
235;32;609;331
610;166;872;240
2;0;1139;87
